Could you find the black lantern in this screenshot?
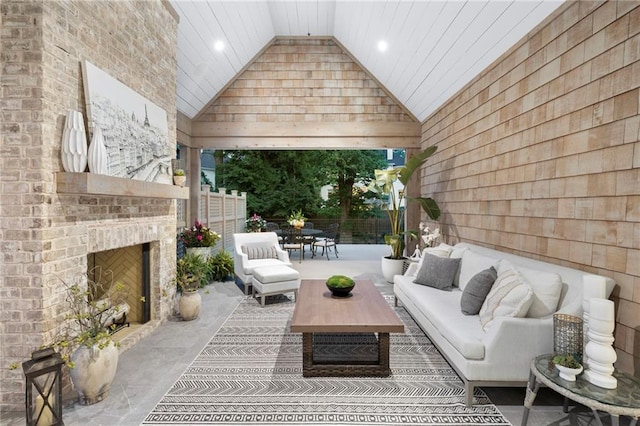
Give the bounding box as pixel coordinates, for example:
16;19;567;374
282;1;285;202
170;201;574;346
22;348;64;426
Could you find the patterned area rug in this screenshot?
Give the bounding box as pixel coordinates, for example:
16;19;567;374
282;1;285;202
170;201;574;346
143;295;510;425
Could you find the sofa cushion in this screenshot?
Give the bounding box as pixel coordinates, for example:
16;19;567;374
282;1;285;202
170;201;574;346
517;265;563;318
413;253;460;290
415;243;454;273
396;278;485;360
460;266;497;315
241;243;278;260
479;263;534;329
459;250;500;291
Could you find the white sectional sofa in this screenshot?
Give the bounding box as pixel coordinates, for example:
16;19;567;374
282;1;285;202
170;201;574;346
394;242;615;406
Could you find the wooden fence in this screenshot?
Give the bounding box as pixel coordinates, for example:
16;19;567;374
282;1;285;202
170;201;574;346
177;186;247;253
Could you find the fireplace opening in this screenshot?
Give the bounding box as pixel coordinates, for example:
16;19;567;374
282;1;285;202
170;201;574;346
88;243;151;341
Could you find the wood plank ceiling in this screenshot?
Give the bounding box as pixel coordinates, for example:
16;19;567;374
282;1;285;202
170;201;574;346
170;0;564;123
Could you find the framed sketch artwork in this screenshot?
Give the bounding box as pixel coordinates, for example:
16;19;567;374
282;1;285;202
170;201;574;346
82;60;172;184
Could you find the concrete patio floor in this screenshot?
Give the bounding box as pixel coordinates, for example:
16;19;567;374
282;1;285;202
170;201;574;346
3;244;625;425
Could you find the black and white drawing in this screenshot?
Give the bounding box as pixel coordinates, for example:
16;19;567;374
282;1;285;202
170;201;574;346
82;60;172;184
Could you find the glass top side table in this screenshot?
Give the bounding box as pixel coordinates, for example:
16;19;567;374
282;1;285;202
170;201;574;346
521;354;640;426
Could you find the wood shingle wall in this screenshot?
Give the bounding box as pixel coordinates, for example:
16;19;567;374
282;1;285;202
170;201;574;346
423;0;640;374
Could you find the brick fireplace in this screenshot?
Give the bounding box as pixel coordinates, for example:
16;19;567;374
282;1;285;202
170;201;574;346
0;0;181;413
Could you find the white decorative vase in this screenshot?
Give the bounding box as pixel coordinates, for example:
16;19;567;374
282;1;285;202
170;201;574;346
87;127;108;174
583;298;617;389
381;256;405;283
186;246;213;260
61;110;88;172
69;342;119;405
179;290;201;321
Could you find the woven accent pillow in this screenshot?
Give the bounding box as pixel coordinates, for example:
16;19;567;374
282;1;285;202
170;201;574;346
479;264;533;329
413;253;460;291
460;266;497;315
241;243;278;260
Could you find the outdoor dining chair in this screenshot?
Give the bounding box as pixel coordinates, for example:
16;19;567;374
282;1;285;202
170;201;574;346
281;227;305;263
312;223;339;260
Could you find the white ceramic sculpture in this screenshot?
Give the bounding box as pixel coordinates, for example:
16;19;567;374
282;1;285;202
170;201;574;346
61;110;88;172
583;298;617;389
87;126;108;174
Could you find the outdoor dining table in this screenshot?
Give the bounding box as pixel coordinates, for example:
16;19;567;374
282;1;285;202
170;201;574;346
275;228;324;237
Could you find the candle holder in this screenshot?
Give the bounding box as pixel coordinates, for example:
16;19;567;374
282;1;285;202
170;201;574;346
553;313;583;362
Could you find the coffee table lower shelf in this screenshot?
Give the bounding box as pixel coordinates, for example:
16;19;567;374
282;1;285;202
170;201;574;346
301;332;391;377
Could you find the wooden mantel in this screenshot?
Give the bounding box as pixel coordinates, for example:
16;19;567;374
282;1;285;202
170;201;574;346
56;172;190;199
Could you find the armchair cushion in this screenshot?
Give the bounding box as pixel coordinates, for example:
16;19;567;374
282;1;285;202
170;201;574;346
241;243;279;260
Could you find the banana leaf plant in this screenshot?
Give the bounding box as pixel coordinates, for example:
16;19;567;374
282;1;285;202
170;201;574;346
368;146;441;259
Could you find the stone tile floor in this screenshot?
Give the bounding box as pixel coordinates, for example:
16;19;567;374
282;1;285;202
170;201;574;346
2;244;631;425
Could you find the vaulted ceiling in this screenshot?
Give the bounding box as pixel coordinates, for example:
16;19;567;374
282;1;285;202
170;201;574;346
170;0;564;123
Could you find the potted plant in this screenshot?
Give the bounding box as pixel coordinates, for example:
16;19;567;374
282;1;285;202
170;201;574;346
288;210;306;229
178;219;221;259
368;146;441;282
245;213;267;233
173;168;186;186
53;267;129;405
552;354;583;381
207;250;234;282
176;253;208;321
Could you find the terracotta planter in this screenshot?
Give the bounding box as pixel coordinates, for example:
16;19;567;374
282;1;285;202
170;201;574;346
69;342;119;405
179;290;201;321
381;256;405;283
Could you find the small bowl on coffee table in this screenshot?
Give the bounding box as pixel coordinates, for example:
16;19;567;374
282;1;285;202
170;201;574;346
326;275;355;297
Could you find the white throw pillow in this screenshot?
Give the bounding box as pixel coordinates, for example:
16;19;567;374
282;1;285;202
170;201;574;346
479;262;534;329
517;265;563;318
458;250;500;291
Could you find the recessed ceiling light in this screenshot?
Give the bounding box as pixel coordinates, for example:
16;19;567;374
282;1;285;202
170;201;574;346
214;40;225;52
377;40;388;52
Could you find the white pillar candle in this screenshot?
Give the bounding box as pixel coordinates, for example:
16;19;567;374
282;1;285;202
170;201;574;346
589;298;615;321
583;275;607;300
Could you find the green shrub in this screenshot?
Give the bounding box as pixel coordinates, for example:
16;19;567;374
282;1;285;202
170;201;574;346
207;250;234;282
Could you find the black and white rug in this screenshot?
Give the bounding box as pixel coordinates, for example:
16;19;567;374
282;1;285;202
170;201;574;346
143;295;510;425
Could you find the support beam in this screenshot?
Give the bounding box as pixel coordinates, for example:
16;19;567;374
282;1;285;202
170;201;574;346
189;136;420;150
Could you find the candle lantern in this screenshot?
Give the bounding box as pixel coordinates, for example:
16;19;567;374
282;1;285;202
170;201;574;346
22;348;64;426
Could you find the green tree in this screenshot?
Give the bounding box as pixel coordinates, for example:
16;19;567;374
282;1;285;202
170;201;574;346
217;150;325;218
217;150;387;225
317;151;387;226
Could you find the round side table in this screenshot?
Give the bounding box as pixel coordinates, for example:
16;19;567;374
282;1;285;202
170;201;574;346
522;354;640;426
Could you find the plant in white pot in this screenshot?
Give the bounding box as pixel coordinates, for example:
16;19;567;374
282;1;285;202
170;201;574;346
173;168;186;186
178;219;221;260
53;267;129;405
368;146;441;282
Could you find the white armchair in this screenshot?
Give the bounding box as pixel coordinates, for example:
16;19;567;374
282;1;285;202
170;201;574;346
233;232;292;294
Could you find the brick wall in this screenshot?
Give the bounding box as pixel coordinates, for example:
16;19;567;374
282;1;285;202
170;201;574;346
423;1;640;374
0;0;178;413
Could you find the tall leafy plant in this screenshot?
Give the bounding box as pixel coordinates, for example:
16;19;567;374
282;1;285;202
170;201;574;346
368;146;441;259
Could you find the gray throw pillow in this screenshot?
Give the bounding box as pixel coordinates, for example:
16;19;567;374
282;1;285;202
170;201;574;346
413;253;460;291
460;266;498;315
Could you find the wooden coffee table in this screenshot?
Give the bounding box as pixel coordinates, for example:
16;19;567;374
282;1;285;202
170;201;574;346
290;279;404;377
